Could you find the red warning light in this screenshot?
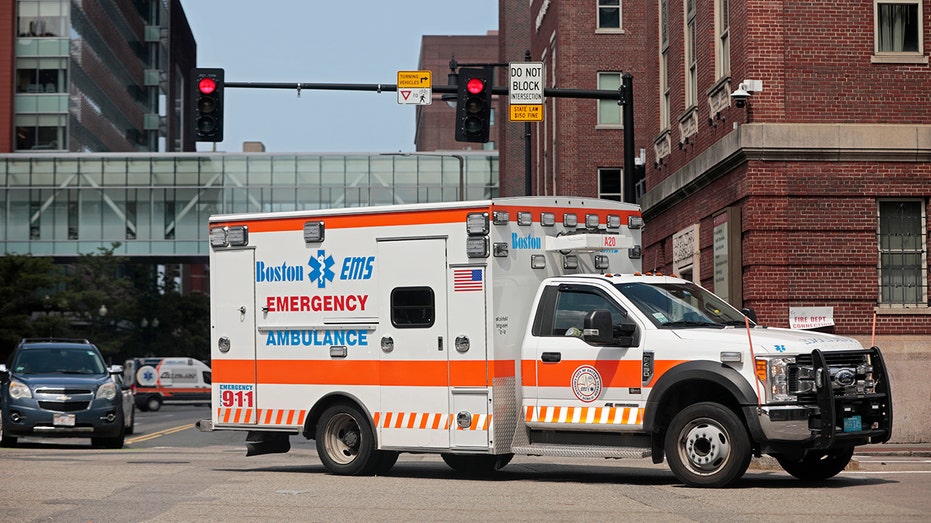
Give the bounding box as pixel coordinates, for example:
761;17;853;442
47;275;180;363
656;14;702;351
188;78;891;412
466;77;485;95
198;77;217;95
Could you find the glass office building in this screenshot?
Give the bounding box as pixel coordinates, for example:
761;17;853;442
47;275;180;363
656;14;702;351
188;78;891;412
0;152;499;260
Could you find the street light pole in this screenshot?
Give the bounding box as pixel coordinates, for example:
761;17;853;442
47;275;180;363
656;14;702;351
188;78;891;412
380;152;465;201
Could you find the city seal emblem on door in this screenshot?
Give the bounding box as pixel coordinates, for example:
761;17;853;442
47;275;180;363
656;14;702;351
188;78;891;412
571;365;603;402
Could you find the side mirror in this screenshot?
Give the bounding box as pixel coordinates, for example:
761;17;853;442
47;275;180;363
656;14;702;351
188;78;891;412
741;307;758;325
583;310;615;345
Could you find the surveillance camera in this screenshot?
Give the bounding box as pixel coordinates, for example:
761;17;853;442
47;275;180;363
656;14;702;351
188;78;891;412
730;87;750;108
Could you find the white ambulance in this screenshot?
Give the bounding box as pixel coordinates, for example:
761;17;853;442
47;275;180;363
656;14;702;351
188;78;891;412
199;196;892;488
125;357;212;411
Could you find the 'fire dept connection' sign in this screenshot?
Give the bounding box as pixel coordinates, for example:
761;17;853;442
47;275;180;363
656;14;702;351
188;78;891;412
509;62;544;122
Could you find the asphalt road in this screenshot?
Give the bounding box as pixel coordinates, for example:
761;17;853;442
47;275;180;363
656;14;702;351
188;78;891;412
3;406;930;522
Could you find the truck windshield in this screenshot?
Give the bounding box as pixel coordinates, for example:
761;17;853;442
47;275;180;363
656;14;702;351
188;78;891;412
615;281;749;328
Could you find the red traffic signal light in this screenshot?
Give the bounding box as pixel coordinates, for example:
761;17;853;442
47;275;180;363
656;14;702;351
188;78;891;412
455;68;493;143
198;77;217;95
192;68;224;142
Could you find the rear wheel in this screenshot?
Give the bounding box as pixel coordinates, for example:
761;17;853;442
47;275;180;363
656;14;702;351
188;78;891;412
125;405;135;435
145;395;162;412
315;403;380;475
664;402;751;488
775;447;854;481
441;453;513;475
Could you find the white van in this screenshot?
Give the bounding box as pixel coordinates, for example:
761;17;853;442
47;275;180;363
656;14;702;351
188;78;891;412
124;357;211;411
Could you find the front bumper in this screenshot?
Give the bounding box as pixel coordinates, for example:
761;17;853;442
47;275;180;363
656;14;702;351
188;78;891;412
753;347;893;451
2;401;123;439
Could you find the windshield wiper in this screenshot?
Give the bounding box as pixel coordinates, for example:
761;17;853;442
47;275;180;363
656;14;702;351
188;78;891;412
660;320;725;329
721;320;754;327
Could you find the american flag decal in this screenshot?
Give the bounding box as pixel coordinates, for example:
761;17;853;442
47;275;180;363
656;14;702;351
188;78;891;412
453;268;483;292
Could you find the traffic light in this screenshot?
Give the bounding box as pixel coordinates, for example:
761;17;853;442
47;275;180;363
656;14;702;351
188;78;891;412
454;67;493;143
192;68;224;142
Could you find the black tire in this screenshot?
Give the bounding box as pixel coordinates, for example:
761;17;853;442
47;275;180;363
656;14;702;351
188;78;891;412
125;405;135;435
373;450;400;475
92;422;125;449
0;419;17;448
146;395;162;412
775;447;854;481
441;453;513;475
664;402;751;488
315;403;379;475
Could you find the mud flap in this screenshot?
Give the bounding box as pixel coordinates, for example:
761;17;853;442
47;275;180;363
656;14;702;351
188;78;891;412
245;431;291;456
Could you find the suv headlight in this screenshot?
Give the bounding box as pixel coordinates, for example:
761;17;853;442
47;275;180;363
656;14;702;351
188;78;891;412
9;379;32;399
96;381;117;401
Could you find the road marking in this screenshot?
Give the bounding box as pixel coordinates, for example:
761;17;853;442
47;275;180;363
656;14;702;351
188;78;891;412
127;423;194;444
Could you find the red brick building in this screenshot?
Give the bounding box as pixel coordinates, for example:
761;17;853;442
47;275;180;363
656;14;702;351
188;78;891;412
503;1;930;441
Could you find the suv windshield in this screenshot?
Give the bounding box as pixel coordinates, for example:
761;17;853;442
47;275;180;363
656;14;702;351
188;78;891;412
615;281;749;328
11;347;107;375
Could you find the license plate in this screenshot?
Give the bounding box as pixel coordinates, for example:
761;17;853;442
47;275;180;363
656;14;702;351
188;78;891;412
53;413;75;427
843;415;862;432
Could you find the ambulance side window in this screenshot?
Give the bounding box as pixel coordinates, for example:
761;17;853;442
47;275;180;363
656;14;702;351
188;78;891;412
391;287;436;328
549;288;631;339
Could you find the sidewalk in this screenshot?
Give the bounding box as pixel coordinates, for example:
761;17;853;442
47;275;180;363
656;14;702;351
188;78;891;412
855;443;931;457
749;443;931;472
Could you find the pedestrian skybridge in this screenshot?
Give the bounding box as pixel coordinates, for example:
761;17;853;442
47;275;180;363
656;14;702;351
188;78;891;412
0;152;498;261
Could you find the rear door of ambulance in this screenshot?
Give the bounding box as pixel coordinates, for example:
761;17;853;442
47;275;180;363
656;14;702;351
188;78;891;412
210;247;258;426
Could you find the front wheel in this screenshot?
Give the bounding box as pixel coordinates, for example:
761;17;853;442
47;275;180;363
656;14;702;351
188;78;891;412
664;402;751;488
0;418;17;448
315;403;380;476
775;447;854;481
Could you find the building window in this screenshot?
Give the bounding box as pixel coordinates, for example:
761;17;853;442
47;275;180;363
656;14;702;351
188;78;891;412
716;0;730;79
877;200;927;307
598;0;622;30
597;73;623;126
598;168;622;201
15;114;66;151
659;0;670;130
873;1;926;63
17;0;69;37
16;59;67;93
684;0;697;108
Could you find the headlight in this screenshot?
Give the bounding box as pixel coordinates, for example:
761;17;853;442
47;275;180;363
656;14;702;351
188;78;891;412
96;381;117;401
756;357;799;403
9;380;32;399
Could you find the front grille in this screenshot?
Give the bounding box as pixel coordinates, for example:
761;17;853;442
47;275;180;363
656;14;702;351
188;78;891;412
35;387;94;395
38;401;91;412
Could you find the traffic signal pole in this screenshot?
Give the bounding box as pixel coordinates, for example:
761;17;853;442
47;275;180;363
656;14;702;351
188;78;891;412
223;78;634;202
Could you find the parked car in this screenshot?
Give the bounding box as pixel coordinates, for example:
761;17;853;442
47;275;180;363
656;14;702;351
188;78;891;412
113;372;135;435
0;338;128;448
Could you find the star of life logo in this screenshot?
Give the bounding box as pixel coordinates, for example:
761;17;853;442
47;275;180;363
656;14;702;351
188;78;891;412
571;365;603;402
308;249;335;288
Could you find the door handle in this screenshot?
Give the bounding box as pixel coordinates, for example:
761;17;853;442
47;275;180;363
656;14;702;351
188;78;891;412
541;352;562;363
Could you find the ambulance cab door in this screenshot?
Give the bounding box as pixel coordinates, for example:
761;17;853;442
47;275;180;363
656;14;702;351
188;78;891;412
530;283;644;431
376;238;449;449
209;247;258;426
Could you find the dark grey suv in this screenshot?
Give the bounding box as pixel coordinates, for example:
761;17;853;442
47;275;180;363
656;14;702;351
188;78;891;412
0;338;127;448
